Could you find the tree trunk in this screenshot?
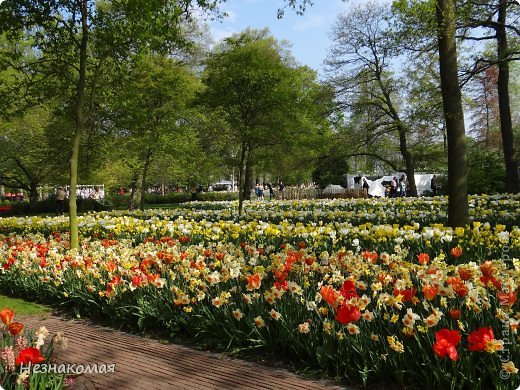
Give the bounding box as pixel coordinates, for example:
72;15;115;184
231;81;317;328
496;0;519;193
243;152;253;201
436;0;469;227
129;171;142;211
69;0;89;249
238;144;247;214
29;181;38;208
378;76;417;196
397;124;418;197
139;148;153;211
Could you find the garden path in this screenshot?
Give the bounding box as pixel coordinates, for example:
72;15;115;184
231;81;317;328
21;313;349;390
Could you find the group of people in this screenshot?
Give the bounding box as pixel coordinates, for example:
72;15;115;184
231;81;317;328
255;182;285;200
360;175;407;198
55;186;102;215
1;192;25;202
386;174;437;197
388;174;409;197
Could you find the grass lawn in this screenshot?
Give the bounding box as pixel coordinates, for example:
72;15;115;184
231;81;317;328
0;295;50;316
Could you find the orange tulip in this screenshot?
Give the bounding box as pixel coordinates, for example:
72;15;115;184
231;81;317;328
362;251;378;263
423;284;438;301
458;267;473;281
480;261;495;277
450;247;462;258
106;261;117;273
497;291;517;307
452;283;468;298
426;267;438;275
446;276;463;286
246;274;261;291
0;308;15;326
320;285;340;308
480;276;502;291
417;253;430;265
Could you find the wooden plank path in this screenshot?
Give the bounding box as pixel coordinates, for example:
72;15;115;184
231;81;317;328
21;314;349;390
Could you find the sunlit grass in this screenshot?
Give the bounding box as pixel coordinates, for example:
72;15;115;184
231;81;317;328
0;295;50;316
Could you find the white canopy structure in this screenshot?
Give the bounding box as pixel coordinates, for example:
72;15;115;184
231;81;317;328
344;173;438;197
323;184;345;194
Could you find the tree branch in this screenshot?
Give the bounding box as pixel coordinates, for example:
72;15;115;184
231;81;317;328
346;152;402;172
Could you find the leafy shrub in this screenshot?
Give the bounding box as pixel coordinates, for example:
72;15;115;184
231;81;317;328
467;143;506;194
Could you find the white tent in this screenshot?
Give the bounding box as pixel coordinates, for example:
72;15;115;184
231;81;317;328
323;184;345;194
363;176;390;198
344;173;438;197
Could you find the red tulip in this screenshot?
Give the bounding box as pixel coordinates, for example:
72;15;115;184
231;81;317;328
8;322;24;336
433;329;461;361
16;347;45;366
468;327;499;352
497;291;517;307
449;309;461;320
336;304;361;324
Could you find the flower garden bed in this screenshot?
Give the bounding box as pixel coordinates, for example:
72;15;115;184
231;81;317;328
0;307;68;389
0;195;518;389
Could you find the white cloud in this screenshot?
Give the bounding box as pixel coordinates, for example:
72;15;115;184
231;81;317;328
293;14;326;31
222;9;238;23
210;26;237;42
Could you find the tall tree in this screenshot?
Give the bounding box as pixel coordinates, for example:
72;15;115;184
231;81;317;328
468;65;502;148
393;0;520;193
458;0;520;193
109;54;200;210
326;3;422;195
199;29;330;213
436;0;469;225
0;0;223;248
0;106;54;205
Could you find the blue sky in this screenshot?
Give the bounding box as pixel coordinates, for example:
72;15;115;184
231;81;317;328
209;0;354;77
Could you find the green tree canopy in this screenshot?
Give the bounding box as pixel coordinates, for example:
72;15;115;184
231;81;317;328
199;28;332;212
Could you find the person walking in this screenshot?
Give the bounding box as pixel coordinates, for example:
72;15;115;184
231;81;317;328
430;175;438;196
267;183;274;200
279;182;285;200
362;178;370;197
89;187;102;212
255;184;264;200
390;176;397;198
56;187;67;215
399;175;407;197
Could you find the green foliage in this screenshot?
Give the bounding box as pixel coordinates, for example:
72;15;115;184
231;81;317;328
198;28;332;211
466;141;506;194
0;105;55;202
312;154;348;189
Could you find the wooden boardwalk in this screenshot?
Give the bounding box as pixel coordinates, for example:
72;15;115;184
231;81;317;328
21;314;348;390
